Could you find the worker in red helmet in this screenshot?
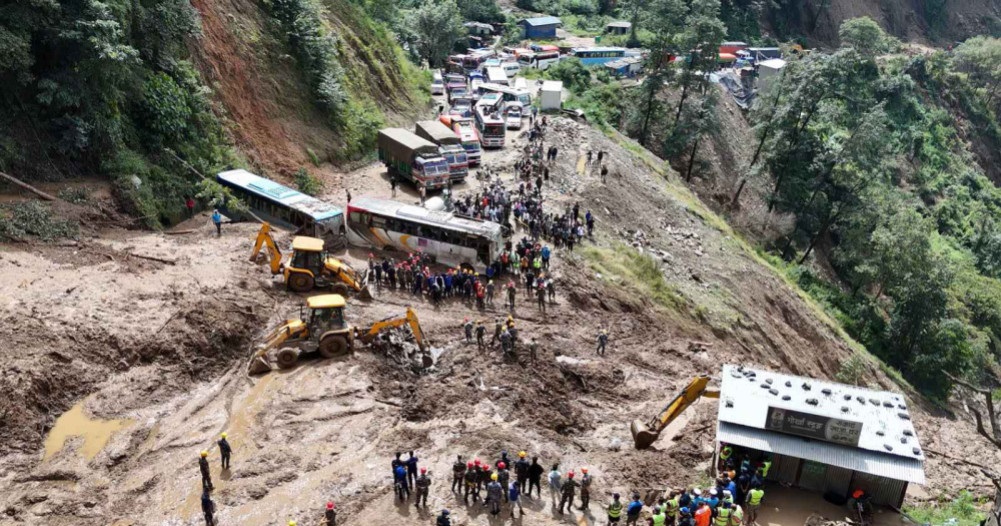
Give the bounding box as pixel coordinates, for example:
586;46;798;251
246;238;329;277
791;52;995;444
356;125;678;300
324;501;336;526
464;461;480;504
579;467;593;510
497;462;511;502
558;470;580;514
415;467;432;508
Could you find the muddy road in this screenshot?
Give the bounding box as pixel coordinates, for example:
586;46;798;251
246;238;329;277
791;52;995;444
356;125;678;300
0;118;991;525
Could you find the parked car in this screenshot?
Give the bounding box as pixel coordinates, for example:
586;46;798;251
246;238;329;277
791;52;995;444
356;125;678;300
431;71;444;95
505;103;523;130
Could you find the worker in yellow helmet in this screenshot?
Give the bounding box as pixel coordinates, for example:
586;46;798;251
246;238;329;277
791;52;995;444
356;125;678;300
217;432;232;470
487;472;504;516
198;450;213;491
514;451;530;493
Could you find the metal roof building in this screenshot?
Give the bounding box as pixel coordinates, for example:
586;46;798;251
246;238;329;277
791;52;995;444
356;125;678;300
605;21;631;35
519;16;562;39
716;364;925;507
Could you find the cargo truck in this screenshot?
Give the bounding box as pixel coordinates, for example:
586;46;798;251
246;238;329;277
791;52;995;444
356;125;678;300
377;128;450;190
415;120;469;183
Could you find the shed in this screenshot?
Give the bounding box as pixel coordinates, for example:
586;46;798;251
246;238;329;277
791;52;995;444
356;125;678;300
716;365;924;508
757;58;786;92
605;21;631;35
463;21;494;36
540;81;563;111
604;56;643;77
519;16;562;39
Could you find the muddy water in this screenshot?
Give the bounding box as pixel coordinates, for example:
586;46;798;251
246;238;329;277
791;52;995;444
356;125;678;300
43;401;133;460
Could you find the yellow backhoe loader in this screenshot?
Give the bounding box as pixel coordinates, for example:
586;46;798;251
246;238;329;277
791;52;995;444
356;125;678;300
251;223;371;298
630;375;719;449
247;294;430;374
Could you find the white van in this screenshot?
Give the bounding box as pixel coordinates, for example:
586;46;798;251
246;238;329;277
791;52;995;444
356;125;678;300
431;71;444;95
501;61;521;78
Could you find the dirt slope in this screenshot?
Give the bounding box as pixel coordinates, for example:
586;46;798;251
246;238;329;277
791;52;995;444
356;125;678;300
0;119;991;525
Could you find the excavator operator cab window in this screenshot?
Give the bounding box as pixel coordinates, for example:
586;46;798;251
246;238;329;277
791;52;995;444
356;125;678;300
310;306;345;333
292;249;322;272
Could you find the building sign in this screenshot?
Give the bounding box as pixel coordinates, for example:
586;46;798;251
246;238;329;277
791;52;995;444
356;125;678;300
766;406;863;447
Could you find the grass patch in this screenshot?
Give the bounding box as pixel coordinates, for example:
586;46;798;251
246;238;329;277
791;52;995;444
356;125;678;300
0;201;79;242
582;243;688;311
904;491;986;526
57;187;90;204
294;167;323;196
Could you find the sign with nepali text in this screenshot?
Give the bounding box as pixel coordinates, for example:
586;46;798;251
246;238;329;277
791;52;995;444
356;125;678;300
765;406;863;447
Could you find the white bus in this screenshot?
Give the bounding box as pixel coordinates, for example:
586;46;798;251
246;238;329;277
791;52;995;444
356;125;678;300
346;197;504;270
485;66;509;86
517;50;561;71
478;83;531;107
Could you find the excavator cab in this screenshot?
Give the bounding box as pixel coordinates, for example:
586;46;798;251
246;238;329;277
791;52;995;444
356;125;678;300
630;375;719;449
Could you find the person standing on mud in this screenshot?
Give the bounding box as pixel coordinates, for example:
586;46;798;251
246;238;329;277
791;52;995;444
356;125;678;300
463;318;474;344
437;509;451;526
558;471;579;514
415;467;432;508
507;280;517;311
514;451;530;492
420;185;427;206
211;209;223;237
527;457;544;498
198;450;213;491
452;455;466;493
201;490;216;526
548;464;562;505
476;321;486;350
487;473;503;516
597;329;609;356
185;196;196;218
579;468;593;510
390;174;398;197
406;451;419;490
464;462;480;504
537;281;547;313
217;433;232;470
324;501;337;525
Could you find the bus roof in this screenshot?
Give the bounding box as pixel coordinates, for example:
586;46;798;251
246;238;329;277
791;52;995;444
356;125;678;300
572;46;626;53
216;169;343;221
350;197;502;238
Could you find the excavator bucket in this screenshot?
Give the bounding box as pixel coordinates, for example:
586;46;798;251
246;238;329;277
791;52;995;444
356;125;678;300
247;356;272;375
631;419;660;450
357;284;373;300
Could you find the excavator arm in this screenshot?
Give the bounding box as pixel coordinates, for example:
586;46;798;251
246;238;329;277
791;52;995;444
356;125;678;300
630;375;719;449
323;257;372;299
251;222;284;275
247;319;308;374
356;307;427;352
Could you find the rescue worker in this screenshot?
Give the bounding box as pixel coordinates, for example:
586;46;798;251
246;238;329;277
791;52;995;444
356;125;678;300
217;433;231;470
500;329;513;357
579;467;592;510
476;322;486;350
492;318;503;347
463;318;473;343
528;456;544;498
626;493;643;526
437;509;451;526
406;451;419;490
415;467;431;508
608;493;623;525
497;462;511;502
597;329;609;356
464;461;479;503
744;484;764;526
694;501;712;526
201;490;216;526
514;451;530;493
731;503;744;526
529;337;539;362
509;479;524;517
452;455;466;493
760;457;772;479
548;464;562;505
394;462;410;501
198;450;213;491
665;490;681;526
537;281;547;312
558;470;579;514
679;507;695;526
487;473;503;516
211;209;222;236
391;451;403;470
715;501;734;526
652;506;667;526
325;501;337;526
719;444;733;471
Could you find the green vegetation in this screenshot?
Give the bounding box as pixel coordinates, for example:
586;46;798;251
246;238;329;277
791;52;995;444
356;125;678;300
0;202;79;242
746;21;1001;399
582;244;688;311
904;491;986;526
294;167;324;196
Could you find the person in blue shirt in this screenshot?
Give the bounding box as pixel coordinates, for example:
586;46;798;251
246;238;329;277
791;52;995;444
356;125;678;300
706;488;719;510
509;480;523;517
626;493;643;526
679;488;693;509
211;209;222;236
541;245;551;270
394;464;409;500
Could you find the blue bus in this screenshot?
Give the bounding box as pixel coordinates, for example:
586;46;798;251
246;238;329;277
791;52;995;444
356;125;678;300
216;169;346;248
570;47;627;66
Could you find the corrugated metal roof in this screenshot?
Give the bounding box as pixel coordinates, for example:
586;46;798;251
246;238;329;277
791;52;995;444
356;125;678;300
606;21;631;28
718;422;925;484
520;16;562;27
541;80;563;92
718;365;924;462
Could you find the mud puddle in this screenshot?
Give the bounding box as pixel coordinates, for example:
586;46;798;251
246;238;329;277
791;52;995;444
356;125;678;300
43;400;133;460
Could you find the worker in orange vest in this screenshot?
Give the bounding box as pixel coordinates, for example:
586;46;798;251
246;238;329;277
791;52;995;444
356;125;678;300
694;501;712;526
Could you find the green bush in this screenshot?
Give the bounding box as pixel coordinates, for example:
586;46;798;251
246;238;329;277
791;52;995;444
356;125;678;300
294;167;324;196
269;0;347;118
0;201;79;242
57;187;90;204
904;491;985;526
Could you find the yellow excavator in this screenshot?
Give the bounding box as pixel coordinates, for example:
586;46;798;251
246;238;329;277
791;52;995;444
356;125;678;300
630;375;719;449
251;223;371;298
247;294;430;374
